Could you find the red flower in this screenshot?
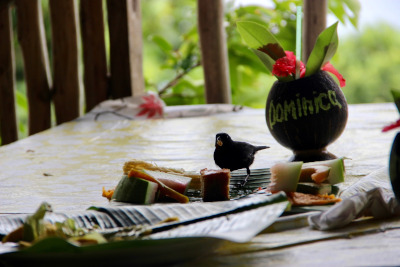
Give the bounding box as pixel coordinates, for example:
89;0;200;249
137;94;164;118
272;51;305;78
382;119;400;132
321;62;346;87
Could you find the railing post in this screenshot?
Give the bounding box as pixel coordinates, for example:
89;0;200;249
107;0;144;99
15;0;52;135
80;0;108;112
0;0;17;144
49;0;80;124
197;0;231;104
302;0;327;63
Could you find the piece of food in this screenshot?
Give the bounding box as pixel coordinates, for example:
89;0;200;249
299;165;331;184
142;170;192;195
102;187;114;200
123;159;201;190
128;169;189;203
296;182;332;195
268;161;303;193
112;175;159;204
302;158;345;184
287;192;341;206
3;203;108;246
200;168;231;202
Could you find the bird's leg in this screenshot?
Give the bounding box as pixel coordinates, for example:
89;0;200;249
241;167;250;187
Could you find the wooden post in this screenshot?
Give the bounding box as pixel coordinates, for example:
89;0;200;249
197;0;231;104
302;0;327;63
128;0;144;97
107;0;144;99
15;0;52;135
0;1;17;144
49;0;80;124
80;0;108;112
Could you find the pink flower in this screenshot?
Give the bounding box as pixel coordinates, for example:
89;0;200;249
321;62;346;87
272;51;305;78
382;119;400;132
137;94;164;118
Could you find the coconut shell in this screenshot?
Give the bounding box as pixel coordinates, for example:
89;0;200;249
266;71;348;158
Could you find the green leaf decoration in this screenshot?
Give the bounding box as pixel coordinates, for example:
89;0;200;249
391;89;400;113
237;21;286;72
305;22;339;77
252;49;275;74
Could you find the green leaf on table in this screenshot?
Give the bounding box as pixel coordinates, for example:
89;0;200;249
391;89;400;113
23;202;52;242
237;21;286;72
305;22;339;77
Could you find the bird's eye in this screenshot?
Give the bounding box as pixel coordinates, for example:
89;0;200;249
217;139;223;146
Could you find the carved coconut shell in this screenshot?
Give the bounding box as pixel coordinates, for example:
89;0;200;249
265;71;348;160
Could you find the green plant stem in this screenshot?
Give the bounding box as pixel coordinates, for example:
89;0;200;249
158;61;201;97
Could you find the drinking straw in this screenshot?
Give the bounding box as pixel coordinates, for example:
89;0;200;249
295;6;302;79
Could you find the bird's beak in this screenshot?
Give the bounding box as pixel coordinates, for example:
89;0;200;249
216;137;223;147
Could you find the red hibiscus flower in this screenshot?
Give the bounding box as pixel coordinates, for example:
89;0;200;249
272;51;305;78
321;62;346;87
137;94;164;118
382;119;400;132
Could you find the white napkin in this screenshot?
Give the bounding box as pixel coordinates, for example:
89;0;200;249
308;187;400;230
81;93;242;122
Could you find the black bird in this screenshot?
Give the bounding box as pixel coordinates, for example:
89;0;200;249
213;133;269;186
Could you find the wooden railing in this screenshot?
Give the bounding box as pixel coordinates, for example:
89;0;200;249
0;0;326;145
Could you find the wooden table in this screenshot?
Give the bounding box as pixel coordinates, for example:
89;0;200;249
1;103;399;266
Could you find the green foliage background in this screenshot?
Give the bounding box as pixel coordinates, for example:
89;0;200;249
7;0;400;142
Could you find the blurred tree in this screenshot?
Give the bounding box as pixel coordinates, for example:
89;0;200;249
333;23;400;103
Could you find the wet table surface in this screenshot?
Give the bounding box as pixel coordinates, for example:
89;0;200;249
1;102;400;266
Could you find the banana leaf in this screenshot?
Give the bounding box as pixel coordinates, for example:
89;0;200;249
0;193;288;266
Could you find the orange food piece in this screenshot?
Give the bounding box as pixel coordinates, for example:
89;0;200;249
102;187;114;201
287;191;341;206
299;165;330;184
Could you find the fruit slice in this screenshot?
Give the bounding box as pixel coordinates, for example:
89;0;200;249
296;182;332;195
302;158;345;184
128;169;189;203
200;168;231;202
299;165;331;184
112;175;159;204
268;161;303;193
142;170;192;195
287;192;341;206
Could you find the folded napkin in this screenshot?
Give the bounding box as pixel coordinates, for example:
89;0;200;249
308;167;400;230
81;92;242;121
309;187;400;230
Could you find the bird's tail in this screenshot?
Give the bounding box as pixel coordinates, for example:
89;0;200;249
255;146;269;152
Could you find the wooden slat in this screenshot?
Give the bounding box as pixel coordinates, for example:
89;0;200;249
49;0;80;124
0;1;17;145
302;0;327;63
80;0;108;112
127;0;144;96
15;0;51;135
197;0;231;104
107;0;144;99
